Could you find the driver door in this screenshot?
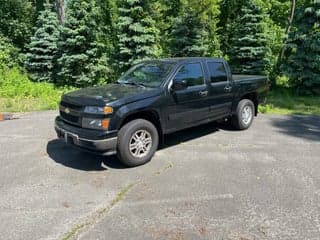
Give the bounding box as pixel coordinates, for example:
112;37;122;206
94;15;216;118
165;62;211;132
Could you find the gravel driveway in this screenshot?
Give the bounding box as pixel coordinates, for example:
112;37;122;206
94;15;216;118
0;111;319;240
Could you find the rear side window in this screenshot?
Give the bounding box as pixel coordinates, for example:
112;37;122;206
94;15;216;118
207;62;228;83
174;63;204;88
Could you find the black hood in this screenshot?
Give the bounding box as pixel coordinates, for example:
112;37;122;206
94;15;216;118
62;84;161;106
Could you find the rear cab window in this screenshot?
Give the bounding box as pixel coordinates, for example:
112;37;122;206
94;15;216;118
207;62;228;84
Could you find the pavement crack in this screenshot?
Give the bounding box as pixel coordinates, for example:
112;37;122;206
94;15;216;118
60;182;136;240
152;161;174;176
59;161;174;240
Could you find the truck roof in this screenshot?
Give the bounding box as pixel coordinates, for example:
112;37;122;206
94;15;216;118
150;57;226;64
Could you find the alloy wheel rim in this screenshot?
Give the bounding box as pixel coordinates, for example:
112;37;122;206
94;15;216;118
242;106;253;125
129;130;152;158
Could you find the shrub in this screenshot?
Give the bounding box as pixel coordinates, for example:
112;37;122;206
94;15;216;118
0;36;21;68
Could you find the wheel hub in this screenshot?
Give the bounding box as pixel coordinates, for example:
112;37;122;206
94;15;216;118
242;106;253;125
129;130;152;158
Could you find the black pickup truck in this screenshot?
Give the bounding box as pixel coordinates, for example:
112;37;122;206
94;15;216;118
55;58;268;167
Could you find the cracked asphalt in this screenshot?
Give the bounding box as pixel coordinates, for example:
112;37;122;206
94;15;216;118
0;111;320;240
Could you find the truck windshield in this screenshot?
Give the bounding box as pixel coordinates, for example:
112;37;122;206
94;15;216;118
118;61;175;88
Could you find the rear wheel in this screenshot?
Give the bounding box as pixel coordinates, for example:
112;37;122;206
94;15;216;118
117;119;159;167
232;99;255;130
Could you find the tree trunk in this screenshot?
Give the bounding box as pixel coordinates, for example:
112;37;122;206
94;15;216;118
55;0;65;24
279;0;296;61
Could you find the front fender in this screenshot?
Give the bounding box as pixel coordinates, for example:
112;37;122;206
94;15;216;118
108;97;162;131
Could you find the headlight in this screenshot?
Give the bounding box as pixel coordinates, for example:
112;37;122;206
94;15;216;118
82;118;110;130
84;106;113;114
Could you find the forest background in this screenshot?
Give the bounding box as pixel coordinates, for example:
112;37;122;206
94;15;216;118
0;0;319;114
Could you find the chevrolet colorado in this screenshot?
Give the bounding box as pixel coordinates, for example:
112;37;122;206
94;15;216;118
55;57;269;167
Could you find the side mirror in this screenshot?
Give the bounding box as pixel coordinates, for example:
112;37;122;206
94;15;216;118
171;79;188;91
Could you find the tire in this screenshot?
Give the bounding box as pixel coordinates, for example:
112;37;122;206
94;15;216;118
231;99;255;130
117;119;159;167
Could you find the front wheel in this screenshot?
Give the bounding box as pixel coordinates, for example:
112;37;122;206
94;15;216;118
117;119;159;167
231;99;255;130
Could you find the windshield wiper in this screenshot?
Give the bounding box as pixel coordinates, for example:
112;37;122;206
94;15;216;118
118;80;147;88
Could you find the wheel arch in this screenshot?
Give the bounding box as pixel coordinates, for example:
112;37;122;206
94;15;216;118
239;92;258;116
119;109;163;139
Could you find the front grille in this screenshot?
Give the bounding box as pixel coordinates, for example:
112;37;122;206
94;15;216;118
60;111;80;124
59;100;82;126
60;101;83;111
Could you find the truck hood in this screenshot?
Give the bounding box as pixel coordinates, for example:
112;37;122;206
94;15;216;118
62;83;161;106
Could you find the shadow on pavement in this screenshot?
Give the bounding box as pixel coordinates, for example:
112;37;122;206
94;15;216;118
46;139;126;171
47;121;233;171
161;121;231;150
271;115;320;142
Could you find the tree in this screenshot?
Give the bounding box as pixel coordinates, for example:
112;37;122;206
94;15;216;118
25;3;60;82
0;0;36;49
116;0;160;71
54;0;65;24
228;0;271;74
282;0;320;95
219;0;246;55
96;0;118;74
153;0;183;57
170;0;221;57
34;0;65;24
57;0;110;87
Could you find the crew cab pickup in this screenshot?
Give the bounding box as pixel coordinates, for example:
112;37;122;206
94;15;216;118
55;58;269;167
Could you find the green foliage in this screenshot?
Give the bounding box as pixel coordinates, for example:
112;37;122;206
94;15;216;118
219;0;246;55
95;0;118;78
154;0;183;57
228;0;271;74
57;0;110;87
0;36;21;68
282;0;320;95
170;0;221;57
0;0;35;49
255;0;291;27
259;87;320;115
2;0;319;105
25;3;60;82
116;0;160;71
0;66;70;112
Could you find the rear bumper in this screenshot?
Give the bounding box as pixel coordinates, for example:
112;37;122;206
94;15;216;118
55;117;117;155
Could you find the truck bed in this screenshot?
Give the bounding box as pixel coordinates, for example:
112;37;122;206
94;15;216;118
233;75;267;82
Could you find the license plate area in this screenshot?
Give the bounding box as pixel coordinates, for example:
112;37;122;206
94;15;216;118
64;132;78;144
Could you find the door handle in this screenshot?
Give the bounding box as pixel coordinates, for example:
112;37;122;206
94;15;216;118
199;90;208;97
224;86;232;92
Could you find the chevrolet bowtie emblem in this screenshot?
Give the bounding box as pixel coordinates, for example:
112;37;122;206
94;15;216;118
65;108;70;114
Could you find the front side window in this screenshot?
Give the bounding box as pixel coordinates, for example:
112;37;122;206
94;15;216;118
174;63;204;88
207;62;228;83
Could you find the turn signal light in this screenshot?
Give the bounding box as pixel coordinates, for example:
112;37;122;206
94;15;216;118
104;106;113;114
102;119;110;130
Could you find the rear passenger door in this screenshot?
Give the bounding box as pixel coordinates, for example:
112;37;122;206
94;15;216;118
166;62;211;131
206;61;233;118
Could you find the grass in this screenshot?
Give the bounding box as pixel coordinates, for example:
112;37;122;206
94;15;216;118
0;97;60;112
259;88;320;115
0;67;73;112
